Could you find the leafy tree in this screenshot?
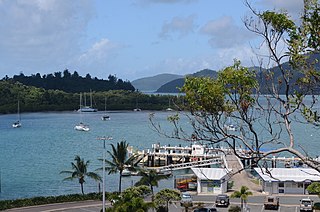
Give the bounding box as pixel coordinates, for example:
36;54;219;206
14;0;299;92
60;155;101;195
154;188;181;212
307;182;320;196
230;186;253;210
150;0;320;174
134;169;169;197
106;185;154;212
104;141;138;192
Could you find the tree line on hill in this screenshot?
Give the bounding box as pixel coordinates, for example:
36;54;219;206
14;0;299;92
0;80;185;114
2;69;135;93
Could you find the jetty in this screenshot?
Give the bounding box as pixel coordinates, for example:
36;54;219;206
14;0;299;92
128;143;315;174
128;143;224;171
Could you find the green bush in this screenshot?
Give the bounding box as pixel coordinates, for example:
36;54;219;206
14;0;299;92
228;205;241;212
314;202;320;210
0;192;103;210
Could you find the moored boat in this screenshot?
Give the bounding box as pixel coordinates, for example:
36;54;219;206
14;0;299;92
74;123;90;132
12;100;22;128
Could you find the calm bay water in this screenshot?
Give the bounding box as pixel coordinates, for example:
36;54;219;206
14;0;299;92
0;111;184;200
0;109;319;200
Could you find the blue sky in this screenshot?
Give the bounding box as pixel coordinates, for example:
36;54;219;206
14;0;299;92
0;0;303;81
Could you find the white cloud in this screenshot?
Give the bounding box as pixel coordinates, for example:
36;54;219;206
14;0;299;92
67;38;124;79
200;16;254;49
0;0;93;76
159;15;196;39
78;39;118;63
256;0;304;20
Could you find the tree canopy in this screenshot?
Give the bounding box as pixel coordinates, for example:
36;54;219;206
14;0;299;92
5;70;135;93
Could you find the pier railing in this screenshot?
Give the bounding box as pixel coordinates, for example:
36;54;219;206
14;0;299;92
149;157;222;172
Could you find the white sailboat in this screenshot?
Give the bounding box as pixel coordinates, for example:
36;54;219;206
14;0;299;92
224;116;236;131
166;98;173;111
77;90;97;112
12;100;21;128
101;97;110;121
133;99;141;112
75;93;90;132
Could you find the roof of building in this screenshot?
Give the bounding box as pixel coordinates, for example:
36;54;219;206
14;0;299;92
191;168;228;180
254;168;320;182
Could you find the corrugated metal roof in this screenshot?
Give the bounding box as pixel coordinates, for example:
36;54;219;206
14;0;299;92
254;168;320;182
191;168;228;180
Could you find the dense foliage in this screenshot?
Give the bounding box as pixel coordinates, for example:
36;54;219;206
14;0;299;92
106;186;154;212
3;70;134;92
0;80;184;114
0;192;102;210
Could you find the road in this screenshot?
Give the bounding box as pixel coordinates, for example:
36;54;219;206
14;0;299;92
4;195;320;212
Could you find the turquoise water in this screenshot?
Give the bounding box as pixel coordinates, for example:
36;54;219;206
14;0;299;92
0;111;182;200
0;109;319;200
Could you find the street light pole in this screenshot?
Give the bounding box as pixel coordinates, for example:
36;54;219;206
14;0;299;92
97;136;113;212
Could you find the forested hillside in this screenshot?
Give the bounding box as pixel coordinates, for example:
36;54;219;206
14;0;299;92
3;69;135;93
0;80;184;114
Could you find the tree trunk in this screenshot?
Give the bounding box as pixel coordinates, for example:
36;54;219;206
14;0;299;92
80;182;84;195
119;172;122;192
241;198;243;211
151;185;154;201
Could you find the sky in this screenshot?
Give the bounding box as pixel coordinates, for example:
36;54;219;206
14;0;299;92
0;0;304;81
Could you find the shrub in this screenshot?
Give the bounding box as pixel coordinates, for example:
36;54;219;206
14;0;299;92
228;205;241;212
0;192;103;210
314;202;320;210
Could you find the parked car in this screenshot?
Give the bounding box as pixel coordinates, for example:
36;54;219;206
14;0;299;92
264;196;279;210
300;198;313;212
215;194;230;207
194;208;217;212
180;192;193;207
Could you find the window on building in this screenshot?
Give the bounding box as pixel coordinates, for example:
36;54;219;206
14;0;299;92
279;182;284;188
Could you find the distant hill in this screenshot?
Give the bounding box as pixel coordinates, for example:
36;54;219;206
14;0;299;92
156;69;218;93
157;53;320;94
131;73;183;92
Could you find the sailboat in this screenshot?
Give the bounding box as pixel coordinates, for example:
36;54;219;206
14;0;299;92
77;90;97;112
74;93;90;132
101;97;110;121
12;100;21;128
166;98;173;111
133;99;141;112
224;116;236;131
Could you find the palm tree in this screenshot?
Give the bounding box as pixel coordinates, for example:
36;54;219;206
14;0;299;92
230;186;253;211
104;140;138;192
135;169;169;197
60;155;102;195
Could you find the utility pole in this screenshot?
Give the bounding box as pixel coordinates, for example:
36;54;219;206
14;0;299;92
97;136;113;212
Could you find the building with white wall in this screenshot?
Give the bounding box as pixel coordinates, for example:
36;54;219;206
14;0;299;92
191;168;229;194
254;168;320;195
